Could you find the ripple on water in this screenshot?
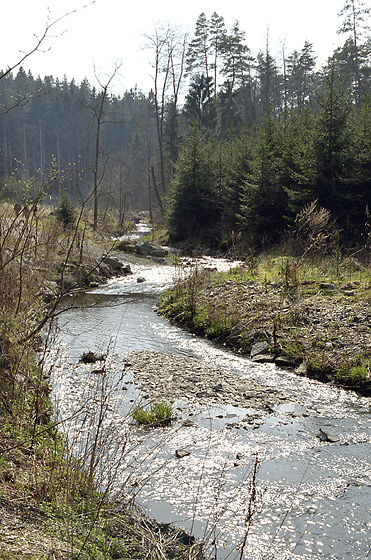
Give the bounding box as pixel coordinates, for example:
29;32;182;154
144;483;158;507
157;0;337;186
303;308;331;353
50;261;371;560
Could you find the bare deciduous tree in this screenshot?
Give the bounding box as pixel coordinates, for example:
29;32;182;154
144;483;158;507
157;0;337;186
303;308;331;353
144;23;188;208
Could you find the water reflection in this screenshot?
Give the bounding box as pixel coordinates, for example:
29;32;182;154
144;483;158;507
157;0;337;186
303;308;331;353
51;261;371;560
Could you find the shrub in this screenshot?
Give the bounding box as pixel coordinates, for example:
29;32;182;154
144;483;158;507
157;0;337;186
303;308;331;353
55;193;76;228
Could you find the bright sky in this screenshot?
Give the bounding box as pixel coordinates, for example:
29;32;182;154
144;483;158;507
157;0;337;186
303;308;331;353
2;0;346;95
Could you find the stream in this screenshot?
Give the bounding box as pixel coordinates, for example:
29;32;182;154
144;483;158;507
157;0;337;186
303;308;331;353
50;257;371;560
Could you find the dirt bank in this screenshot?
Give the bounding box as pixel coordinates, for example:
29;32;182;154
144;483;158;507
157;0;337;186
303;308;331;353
157;262;371;396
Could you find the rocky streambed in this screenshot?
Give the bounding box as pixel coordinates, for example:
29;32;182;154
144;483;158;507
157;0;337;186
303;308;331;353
124;349;288;417
51;254;371;560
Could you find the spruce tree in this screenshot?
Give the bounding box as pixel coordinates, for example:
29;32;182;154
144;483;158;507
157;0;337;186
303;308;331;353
313;62;352;224
238;111;289;246
168;123;221;245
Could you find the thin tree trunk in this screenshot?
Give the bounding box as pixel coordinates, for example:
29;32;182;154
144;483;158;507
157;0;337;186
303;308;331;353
150;165;164;217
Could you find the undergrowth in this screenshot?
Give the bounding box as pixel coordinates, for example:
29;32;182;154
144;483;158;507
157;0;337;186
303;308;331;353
0;200;194;559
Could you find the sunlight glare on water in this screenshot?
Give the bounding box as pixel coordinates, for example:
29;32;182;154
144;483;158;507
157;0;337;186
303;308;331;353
50;259;371;560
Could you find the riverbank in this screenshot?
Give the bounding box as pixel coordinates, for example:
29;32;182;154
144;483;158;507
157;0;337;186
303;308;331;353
49;246;371;560
1;205;370;557
157;256;371;397
0;206;196;559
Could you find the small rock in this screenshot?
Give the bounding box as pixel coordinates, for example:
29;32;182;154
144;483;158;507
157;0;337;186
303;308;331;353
136;241;157;256
275;355;297;367
250;341;270;357
295;363;307;375
137;277;146;283
196;391;211;398
182;419;195;427
319;282;336;291
252;354;275;363
175;448;191;458
150;248;168;258
115;240;137;253
80;351;106;364
212;384;223;392
347;479;363;487
102;255;124;271
317;428;340;443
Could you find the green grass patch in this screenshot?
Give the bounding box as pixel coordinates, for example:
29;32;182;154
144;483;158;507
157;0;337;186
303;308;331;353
335;355;371;386
132;401;173;426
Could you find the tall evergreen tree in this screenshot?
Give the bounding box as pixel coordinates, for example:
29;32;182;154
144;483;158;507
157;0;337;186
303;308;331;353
209;12;227;101
168;123;221;244
238;111;289;245
257;35;282;116
219;20;252;130
287;41;317;111
186;13;211;80
183;74;216;132
337;0;371;103
313;62;353;224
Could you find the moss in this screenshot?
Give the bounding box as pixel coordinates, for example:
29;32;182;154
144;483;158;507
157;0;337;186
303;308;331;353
305;358;334;380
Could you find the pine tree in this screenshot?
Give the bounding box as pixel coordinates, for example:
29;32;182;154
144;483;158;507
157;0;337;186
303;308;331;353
257;35;282;115
168;123;221;244
183;74;216;132
186;13;210;80
209;12;227;101
219;20;252;130
238;111;289;245
313;62;352;224
337;0;370;104
287;41;317;111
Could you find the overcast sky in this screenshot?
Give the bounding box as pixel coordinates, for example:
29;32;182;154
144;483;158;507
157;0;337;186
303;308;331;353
2;0;346;94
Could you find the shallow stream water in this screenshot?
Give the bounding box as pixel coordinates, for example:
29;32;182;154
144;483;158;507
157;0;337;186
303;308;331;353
50;258;371;560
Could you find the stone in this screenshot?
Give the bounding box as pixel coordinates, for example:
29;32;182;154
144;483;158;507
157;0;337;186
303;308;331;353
225;323;245;346
80;351;106;364
102;255;124;271
182;419;195;427
115;240;137;253
250;341;270;357
150;248;168;258
295;363;307;375
317;428;340;443
97;263;111;278
175;448;191;458
319;282;336;291
212;384;224;392
275;355;297;367
136;241;157;256
137;277;146;283
252;354;275;363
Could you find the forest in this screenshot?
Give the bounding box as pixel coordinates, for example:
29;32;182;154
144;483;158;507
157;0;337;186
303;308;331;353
0;2;370;248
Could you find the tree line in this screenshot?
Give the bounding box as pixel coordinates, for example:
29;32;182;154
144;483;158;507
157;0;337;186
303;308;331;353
0;0;370;245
